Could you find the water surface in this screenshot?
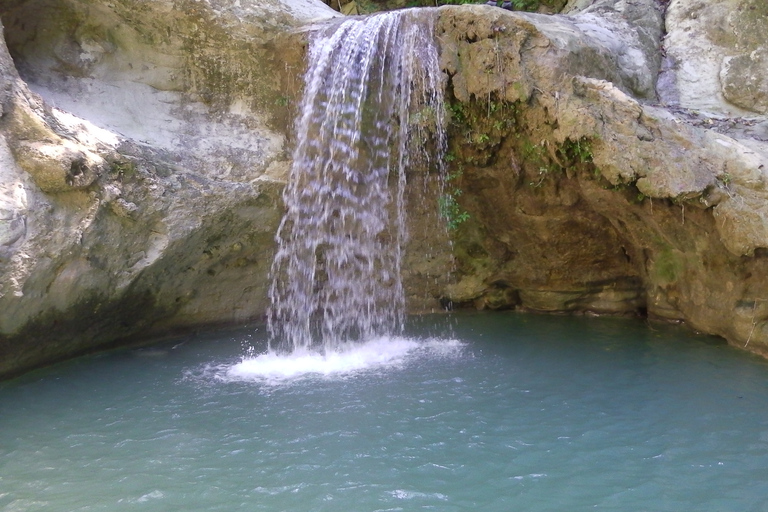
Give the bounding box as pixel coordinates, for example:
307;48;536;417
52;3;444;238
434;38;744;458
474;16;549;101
2;313;768;511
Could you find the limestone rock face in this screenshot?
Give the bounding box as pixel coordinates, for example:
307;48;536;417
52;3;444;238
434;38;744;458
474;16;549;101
721;49;768;115
435;0;768;358
0;0;338;378
3;0;768;378
659;0;768;115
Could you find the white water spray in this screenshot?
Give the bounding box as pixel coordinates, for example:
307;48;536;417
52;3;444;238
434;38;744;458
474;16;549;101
226;336;465;384
267;9;446;354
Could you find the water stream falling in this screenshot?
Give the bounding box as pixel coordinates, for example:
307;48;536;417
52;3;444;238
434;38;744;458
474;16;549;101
267;9;446;354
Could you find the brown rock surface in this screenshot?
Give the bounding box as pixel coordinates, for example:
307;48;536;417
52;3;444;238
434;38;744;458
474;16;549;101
436;1;768;358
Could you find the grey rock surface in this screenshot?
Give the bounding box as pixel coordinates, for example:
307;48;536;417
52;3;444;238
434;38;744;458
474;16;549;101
0;0;338;378
659;0;768;115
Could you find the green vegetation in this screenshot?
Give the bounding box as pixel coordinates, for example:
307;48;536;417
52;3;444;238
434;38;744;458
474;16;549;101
561;137;593;163
520;140;557;187
445;98;517;154
651;247;683;284
111;159;137;181
447;101;468;126
444;97;600;200
519;137;599;188
439;169;470;230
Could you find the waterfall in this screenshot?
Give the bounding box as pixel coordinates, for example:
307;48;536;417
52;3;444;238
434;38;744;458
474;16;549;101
267;9;446;354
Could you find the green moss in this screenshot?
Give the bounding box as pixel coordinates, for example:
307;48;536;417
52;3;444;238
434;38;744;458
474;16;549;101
651;247;684;285
110;159;137;180
447;101;468;126
446;97;520;155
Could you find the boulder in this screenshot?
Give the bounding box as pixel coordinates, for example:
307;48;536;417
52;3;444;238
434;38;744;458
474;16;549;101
659;0;768;115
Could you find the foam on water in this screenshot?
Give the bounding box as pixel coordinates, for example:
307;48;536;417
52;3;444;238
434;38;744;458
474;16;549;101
223;337;464;384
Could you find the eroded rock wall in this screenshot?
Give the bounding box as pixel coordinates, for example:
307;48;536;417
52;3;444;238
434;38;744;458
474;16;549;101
437;0;768;357
2;0;768;378
0;0;338;378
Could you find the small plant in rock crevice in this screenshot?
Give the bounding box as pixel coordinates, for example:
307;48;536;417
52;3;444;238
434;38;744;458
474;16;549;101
561;137;594;164
439;168;470;230
445;96;520;162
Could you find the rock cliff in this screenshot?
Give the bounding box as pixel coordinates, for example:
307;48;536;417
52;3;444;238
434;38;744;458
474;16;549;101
1;0;768;378
0;0;338;377
438;0;768;359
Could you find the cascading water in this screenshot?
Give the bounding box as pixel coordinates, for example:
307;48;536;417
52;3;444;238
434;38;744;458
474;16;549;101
267;9;446;354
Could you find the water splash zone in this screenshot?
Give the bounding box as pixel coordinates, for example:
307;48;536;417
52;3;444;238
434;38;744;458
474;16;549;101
226;336;466;385
259;8;446;370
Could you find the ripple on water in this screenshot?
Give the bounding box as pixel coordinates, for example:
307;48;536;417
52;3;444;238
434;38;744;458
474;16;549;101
4;315;768;511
